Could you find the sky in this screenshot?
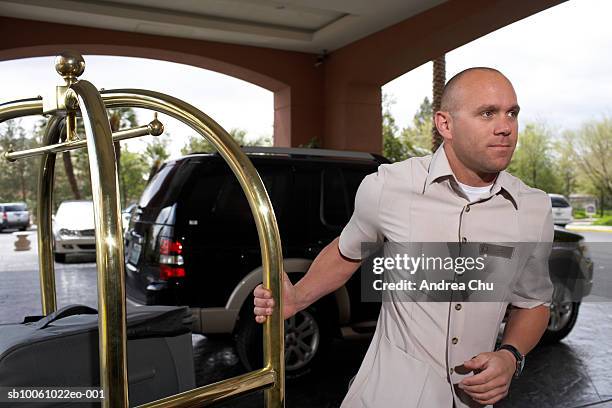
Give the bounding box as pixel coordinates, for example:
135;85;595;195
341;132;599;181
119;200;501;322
0;57;274;158
383;0;612;134
1;0;611;158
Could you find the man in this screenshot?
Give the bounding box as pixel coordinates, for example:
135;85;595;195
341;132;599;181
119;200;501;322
253;67;553;407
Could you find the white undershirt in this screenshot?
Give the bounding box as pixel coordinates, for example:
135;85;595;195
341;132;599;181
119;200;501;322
457;181;493;202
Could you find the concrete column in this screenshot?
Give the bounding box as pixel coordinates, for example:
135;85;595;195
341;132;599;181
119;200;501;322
323;81;382;153
274;84;324;148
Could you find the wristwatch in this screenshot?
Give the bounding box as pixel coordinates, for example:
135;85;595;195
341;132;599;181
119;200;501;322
496;344;525;377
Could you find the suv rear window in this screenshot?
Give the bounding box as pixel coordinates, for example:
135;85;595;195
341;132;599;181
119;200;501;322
4;204;28;212
321;168;350;228
4;204;26;211
320;166;375;229
551;196;570;208
138;163;177;209
175;158;291;245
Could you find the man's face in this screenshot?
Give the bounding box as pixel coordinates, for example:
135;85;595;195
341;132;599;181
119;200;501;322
445;71;519;174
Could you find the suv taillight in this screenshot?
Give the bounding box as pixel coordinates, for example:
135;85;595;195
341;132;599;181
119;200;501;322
2;212;6;221
159;237;185;280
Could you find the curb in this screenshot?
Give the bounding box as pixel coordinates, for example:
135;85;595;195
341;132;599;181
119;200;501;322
566;225;612;233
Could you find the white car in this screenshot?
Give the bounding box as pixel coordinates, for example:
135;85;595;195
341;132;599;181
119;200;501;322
53;200;96;262
549;193;573;227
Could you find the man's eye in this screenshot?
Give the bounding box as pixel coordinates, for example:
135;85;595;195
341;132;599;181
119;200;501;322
481;111;493;118
508;111;519;118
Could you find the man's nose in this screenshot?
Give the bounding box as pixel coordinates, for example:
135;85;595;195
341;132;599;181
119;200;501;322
494;119;512;136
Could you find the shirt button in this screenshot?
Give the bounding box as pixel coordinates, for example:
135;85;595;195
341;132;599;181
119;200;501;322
450;367;454;374
455;304;462;311
462;237;467;243
452;337;459;345
465;205;471;213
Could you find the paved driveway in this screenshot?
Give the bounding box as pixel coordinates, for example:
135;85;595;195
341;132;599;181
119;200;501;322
0;228;611;407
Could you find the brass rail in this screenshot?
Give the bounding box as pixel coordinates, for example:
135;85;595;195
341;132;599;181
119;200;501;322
71;80;130;407
0;97;43;122
99;88;285;407
0;52;285;408
139;368;276;407
3;119;163;162
36;117;62;315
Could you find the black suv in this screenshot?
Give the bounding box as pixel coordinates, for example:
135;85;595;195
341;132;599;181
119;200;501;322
124;147;593;377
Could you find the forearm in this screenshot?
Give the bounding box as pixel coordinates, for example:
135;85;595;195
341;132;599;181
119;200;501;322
293;237;361;312
501;304;550;355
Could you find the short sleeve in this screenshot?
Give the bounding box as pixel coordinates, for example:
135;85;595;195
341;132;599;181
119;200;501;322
511;202;554;308
338;168;385;260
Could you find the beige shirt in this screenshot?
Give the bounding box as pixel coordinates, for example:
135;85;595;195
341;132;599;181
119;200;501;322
338;145;554;408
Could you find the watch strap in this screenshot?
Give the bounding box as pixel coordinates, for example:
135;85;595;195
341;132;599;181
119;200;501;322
496;344;525;377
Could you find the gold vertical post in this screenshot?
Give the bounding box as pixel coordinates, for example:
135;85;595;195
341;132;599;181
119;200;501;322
36;116;63;315
70;81;129;408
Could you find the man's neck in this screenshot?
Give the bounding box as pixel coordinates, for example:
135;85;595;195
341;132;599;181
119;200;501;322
443;144;497;187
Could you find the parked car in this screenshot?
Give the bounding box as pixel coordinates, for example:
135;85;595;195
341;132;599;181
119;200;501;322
0;202;30;232
549;193;573;227
124;147;593;378
53;200;96;262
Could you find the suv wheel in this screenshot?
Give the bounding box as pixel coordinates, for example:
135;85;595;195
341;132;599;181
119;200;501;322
54;253;67;263
284;310;321;372
235;299;332;379
540;285;580;344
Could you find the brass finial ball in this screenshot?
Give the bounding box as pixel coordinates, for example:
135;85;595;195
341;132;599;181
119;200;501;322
55;52;85;81
148;113;165;136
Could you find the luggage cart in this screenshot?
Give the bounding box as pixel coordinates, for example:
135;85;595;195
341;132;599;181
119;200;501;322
0;52;285;408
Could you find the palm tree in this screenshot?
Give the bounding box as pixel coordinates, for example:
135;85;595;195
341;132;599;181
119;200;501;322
62;108;138;200
108;108;138;172
144;136;170;183
432;55;446;152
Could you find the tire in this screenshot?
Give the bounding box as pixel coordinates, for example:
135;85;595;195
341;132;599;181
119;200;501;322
539;284;580;344
54;253;67;263
19;226;27;231
235;297;333;380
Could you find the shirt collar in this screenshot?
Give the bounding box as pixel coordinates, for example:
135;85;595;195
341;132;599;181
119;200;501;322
423;143;519;208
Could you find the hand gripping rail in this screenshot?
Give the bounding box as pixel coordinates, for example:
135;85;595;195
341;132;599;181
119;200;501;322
0;53;285;408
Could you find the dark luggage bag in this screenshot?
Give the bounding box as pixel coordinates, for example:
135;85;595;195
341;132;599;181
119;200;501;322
0;304;195;407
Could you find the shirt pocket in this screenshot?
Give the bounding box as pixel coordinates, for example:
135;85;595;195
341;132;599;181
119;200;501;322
460;242;520;302
359;333;429;408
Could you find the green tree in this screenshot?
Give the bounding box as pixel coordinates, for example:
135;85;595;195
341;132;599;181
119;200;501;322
382;94;410;162
63;108;138;200
553;134;577;198
400;97;434;156
144;134;171;182
566;117;612;214
0;120;39;204
382;94;432;162
414;97;434;129
508;123;560;193
180;128;272;155
108;107;138;173
119;147;148;207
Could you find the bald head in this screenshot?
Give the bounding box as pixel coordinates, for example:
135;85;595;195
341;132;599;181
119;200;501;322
433;66;520;185
440;67;511;113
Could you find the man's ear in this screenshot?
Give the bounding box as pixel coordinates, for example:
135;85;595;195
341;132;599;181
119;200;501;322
434;111;452;142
